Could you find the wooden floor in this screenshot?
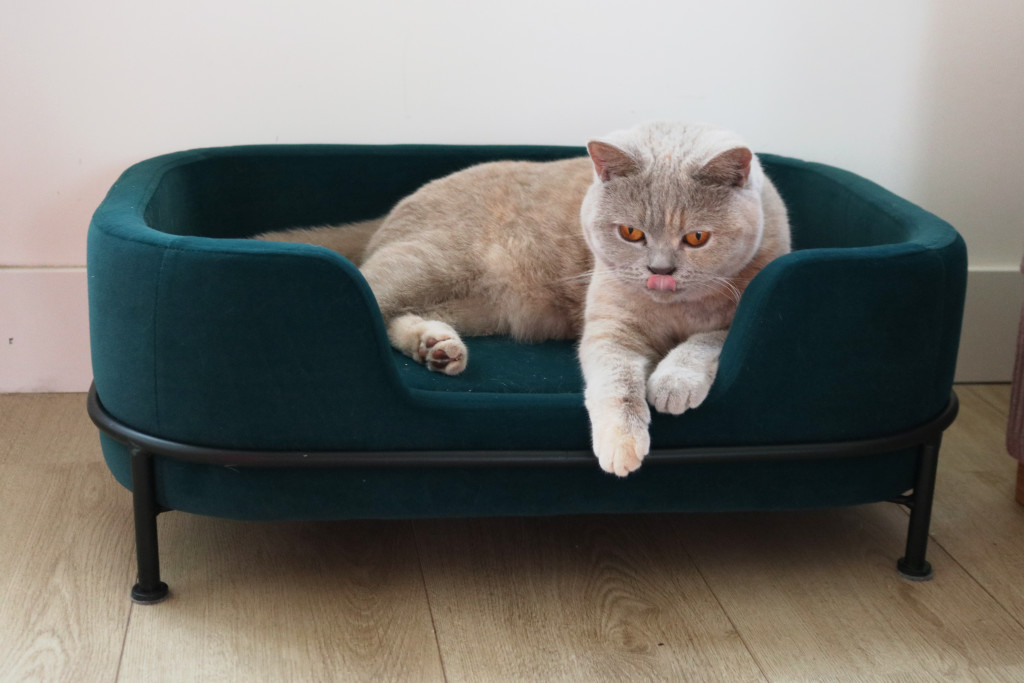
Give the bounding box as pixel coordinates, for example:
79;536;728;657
1;386;1022;681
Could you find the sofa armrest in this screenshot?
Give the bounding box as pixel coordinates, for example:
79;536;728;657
709;231;966;443
89;226;411;450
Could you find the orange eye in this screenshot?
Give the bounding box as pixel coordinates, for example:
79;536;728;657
618;225;645;242
683;231;711;247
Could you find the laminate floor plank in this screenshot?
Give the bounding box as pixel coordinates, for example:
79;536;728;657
929;385;1024;625
0;393;101;466
415;514;766;682
3;388;1024;682
117;516;445;682
0;462;134;682
678;504;1024;681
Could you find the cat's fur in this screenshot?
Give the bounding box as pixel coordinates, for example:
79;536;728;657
257;122;791;476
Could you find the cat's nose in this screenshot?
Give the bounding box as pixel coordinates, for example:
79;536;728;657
647;265;676;276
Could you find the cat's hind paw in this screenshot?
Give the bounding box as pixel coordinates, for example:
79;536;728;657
417;334;468;375
388;315;468;375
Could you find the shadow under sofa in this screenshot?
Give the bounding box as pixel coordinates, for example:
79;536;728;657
86;144;966;603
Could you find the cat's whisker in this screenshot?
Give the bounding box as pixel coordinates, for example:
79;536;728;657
552;269;597;285
711;278;743;304
679;276;745;304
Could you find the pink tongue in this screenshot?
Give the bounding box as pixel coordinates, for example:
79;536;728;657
647;275;677;291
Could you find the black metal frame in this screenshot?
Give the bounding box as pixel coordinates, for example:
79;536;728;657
87;384;958;602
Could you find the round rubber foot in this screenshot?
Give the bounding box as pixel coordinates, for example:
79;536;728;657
897;558;934;581
131;581;170;604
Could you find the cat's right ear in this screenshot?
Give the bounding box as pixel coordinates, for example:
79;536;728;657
587;141;639;182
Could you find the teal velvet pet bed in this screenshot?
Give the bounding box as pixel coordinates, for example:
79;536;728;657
87;144;966;603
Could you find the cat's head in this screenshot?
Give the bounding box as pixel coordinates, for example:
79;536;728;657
579;122;767;303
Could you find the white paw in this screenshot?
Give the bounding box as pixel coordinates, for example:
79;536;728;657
588;401;651;477
416;328;468;375
646;363;715;415
387;315;469;375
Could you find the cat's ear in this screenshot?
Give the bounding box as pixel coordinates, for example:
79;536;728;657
587;141;639;182
695;147;753;188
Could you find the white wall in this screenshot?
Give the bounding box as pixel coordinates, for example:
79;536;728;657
2;0;1022;390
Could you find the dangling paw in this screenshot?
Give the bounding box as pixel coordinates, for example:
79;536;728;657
593;422;650;477
587;398;651;477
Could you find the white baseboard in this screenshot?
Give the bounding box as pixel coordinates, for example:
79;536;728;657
0;267;92;393
0;265;1019;393
955;267;1022;383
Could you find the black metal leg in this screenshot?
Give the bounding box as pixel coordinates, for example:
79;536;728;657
897;439;940;581
129;448;169;604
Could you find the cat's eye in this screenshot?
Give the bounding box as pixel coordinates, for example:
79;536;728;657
618;225;645;242
683;231;711;247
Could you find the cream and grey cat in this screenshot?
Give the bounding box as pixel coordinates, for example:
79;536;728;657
258;122;791;476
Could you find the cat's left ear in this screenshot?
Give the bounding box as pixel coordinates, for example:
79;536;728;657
587;141;639;182
696;147;753;188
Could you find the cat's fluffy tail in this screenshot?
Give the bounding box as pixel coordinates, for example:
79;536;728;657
254;218;383;266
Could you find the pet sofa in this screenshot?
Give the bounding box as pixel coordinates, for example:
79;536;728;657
86;144;966;603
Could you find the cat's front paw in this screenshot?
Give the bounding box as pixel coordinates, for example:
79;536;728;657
594;423;650;477
588;400;651;477
646;362;715;415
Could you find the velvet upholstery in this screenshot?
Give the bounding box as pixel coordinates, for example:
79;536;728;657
88;145;966;519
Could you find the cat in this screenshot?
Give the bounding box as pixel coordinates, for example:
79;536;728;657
257;122;791;476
